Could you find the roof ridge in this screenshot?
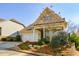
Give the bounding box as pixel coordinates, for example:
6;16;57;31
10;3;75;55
10;19;25;28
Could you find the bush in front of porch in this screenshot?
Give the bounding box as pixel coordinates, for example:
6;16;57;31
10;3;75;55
38;38;50;45
50;31;73;55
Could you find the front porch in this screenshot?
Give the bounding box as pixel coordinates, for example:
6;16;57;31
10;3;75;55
20;7;67;42
32;23;64;41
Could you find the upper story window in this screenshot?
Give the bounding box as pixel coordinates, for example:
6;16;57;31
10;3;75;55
0;27;1;35
45;15;51;20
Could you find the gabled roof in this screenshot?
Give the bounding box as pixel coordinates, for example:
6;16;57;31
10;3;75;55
10;19;25;28
21;7;67;32
33;7;65;25
0;20;24;37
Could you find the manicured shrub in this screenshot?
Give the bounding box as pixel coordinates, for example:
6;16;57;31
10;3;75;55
15;35;22;41
7;37;16;41
38;38;50;45
1;38;7;41
18;43;30;50
9;38;13;41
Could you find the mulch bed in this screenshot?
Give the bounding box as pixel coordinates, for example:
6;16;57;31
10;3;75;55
34;45;54;55
18;41;54;55
18;41;74;56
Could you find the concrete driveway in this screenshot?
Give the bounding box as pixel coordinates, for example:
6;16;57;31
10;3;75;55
0;41;21;49
0;41;33;56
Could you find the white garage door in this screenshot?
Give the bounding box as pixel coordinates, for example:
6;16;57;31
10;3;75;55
22;32;39;42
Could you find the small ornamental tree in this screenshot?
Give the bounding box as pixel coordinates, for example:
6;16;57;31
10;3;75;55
69;33;77;42
50;31;71;55
70;32;79;50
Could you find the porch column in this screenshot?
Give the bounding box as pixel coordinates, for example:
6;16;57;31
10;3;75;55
43;27;45;38
49;30;52;41
33;28;35;41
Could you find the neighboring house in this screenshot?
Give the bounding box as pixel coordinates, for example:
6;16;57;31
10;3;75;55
0;19;25;40
20;7;67;42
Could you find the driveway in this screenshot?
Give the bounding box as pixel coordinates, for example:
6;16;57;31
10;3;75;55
0;41;21;49
0;41;33;56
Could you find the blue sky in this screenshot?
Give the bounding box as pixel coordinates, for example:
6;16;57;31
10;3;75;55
0;3;79;26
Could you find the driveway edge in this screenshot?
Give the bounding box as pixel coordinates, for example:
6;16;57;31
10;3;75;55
10;47;52;56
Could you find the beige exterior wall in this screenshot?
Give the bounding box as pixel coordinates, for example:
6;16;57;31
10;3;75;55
0;21;24;38
21;29;55;42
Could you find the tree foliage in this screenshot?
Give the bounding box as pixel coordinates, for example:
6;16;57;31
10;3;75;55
38;38;50;45
50;31;71;55
70;32;79;50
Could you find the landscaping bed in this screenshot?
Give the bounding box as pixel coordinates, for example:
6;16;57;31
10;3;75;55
18;41;54;55
17;41;74;56
17;31;77;56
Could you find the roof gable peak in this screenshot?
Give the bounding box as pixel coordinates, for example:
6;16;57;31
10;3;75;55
42;7;54;14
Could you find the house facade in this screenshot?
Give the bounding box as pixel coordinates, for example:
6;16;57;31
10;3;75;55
20;7;67;42
0;20;25;40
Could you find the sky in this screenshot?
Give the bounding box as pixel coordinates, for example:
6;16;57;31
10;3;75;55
0;3;79;26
